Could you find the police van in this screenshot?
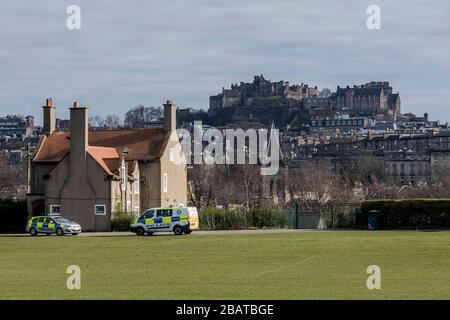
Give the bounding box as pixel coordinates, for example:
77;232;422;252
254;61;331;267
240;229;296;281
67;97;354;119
130;207;199;236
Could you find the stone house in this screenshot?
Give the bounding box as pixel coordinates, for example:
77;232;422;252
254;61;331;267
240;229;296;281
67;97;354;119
27;98;187;231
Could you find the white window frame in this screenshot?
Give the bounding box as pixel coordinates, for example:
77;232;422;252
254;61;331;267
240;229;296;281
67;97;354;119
121;162;127;191
134;172;140;195
95;204;106;216
169;148;174;162
163;173;168;193
49;205;61;216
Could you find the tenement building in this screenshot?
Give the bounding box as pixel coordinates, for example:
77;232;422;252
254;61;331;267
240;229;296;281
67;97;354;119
0;115;35;139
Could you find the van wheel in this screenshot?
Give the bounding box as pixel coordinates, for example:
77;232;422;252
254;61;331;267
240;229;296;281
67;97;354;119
30;228;37;236
184;229;192;235
56;228;64;236
173;226;183;235
136;227;145;236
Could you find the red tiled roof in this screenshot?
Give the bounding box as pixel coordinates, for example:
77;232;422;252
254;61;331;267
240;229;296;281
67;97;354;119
33;128;167;163
87;146;119;176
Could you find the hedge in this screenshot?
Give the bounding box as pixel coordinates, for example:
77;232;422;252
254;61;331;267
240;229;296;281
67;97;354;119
360;199;450;229
198;207;289;230
0;200;28;233
111;212;135;231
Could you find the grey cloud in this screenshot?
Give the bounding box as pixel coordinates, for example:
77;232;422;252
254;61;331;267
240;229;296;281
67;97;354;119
0;0;449;123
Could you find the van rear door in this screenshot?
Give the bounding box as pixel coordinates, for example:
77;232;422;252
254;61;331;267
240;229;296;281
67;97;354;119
187;207;199;230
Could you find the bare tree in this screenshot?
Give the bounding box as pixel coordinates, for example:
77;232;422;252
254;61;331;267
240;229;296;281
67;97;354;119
104;115;121;129
0;154;26;200
287;161;345;208
89;115;121;130
124;105;162;128
187;164;226;209
229;164;262;209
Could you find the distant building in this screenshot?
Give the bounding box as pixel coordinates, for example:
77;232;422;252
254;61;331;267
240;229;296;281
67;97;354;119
330;81;401;121
0;115;34;138
310;117;369;133
209;75;320;110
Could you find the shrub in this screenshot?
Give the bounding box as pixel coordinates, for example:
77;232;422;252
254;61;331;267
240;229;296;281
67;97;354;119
199;207;289;230
111;212;135;231
0;200;28;233
361;199;450;229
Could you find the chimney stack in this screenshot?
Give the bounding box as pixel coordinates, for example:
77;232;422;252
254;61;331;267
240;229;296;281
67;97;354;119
42;97;56;136
69;101;88;177
163;100;177;133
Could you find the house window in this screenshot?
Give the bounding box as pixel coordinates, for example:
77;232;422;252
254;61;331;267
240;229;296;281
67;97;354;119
95;205;106;216
50;205;61;216
169;148;174;162
163;173;168;193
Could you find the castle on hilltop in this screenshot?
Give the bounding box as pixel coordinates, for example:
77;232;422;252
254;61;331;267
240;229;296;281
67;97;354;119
209;75;320;110
204;76;403;126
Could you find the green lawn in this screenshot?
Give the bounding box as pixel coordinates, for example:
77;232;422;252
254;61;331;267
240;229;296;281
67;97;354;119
0;231;449;299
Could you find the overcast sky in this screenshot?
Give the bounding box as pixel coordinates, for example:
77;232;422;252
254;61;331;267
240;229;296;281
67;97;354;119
0;0;449;124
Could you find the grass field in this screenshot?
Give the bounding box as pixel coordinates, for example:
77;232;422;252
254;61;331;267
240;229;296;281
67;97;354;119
0;231;449;299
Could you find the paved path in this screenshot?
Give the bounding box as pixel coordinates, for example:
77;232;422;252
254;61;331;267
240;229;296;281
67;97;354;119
0;229;341;237
0;228;416;237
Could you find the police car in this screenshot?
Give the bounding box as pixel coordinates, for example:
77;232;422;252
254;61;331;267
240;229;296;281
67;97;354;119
26;215;82;236
130;207;199;236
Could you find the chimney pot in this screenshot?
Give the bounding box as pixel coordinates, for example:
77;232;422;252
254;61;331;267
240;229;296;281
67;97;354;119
73;101;79;108
46;98;53;107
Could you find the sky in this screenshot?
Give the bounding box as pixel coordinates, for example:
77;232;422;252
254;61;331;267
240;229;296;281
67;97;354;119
0;0;449;124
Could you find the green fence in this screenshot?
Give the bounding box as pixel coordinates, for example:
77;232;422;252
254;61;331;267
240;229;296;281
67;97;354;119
292;203;361;229
198;208;290;230
198;204;361;230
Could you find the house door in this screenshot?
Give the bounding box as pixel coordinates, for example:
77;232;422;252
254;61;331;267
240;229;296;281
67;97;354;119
32;199;46;216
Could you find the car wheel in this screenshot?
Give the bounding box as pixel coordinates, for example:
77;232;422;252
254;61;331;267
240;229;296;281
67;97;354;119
29;228;37;236
146;232;154;236
56;228;64;236
173;226;183;236
136;227;145;236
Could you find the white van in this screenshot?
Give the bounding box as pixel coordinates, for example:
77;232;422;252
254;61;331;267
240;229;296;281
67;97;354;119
130;207;199;236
